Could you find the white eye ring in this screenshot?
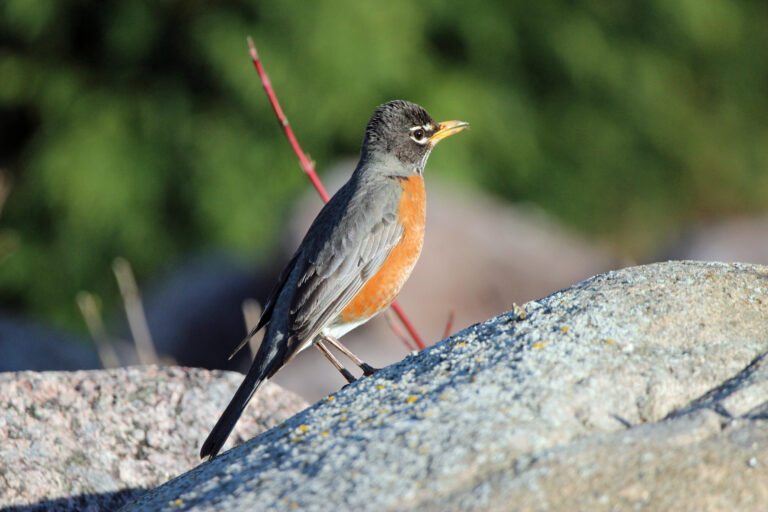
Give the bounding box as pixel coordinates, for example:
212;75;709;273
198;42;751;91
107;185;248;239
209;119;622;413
410;126;428;145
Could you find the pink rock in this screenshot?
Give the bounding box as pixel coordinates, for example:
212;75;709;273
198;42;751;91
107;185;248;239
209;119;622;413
0;366;307;510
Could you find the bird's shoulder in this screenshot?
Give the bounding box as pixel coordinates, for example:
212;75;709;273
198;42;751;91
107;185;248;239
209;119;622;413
302;171;405;259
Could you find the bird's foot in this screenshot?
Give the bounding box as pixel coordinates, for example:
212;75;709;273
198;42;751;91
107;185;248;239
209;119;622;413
360;363;379;377
340;368;357;384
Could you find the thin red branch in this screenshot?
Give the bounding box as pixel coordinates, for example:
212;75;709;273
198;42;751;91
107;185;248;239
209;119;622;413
442;310;455;340
247;37;330;203
246;37;426;351
390;302;425;349
384;309;416;352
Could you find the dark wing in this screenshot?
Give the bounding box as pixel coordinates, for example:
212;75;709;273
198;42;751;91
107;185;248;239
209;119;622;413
288;208;403;343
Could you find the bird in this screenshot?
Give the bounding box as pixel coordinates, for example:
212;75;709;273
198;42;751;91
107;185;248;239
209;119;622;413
200;100;468;459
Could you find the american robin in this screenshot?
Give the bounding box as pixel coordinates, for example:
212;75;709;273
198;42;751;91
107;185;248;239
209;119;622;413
200;100;468;459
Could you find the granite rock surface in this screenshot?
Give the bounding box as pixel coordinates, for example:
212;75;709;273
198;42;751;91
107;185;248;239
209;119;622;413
0;366;307;511
122;261;768;511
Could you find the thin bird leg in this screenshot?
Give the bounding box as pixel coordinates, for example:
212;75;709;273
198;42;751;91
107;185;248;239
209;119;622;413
315;340;356;384
319;334;379;376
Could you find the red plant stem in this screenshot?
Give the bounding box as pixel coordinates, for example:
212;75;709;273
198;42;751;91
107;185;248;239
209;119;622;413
442;310;455;340
384;309;416;352
246;37;426;351
390;302;425;349
247;38;330;202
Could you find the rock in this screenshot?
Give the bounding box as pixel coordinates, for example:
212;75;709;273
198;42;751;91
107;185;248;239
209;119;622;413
0;366;307;511
426;355;768;511
122;261;768;511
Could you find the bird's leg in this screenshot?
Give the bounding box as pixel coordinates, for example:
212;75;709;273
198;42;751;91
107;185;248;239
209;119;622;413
314;340;356;384
319;334;379;376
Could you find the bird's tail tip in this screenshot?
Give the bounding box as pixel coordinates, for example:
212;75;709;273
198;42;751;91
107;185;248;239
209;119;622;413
199;371;270;460
199;434;223;460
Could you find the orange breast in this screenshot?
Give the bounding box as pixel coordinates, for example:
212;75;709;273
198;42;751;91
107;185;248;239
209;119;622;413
339;176;426;323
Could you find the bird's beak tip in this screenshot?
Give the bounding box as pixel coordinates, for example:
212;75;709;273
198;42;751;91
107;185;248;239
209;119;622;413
430;120;470;144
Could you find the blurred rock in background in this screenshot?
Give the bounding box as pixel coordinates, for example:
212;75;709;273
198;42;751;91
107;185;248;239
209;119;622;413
0;315;98;371
658;217;768;265
137;254;279;371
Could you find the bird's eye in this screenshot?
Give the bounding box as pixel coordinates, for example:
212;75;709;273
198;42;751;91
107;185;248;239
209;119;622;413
411;128;426;144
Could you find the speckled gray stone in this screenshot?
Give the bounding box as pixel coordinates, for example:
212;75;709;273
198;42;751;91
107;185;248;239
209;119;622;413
0;366;307;511
123;261;768;511
423;351;768;512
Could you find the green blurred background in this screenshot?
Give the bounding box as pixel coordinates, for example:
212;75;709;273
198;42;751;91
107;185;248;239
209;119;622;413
2;0;768;333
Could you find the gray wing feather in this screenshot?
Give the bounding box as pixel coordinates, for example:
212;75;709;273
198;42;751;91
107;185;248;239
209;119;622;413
289;207;403;341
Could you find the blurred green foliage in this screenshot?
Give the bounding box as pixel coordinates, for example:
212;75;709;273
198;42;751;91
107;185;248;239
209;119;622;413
1;0;768;331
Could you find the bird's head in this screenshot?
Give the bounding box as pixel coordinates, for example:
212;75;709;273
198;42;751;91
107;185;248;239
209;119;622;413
361;100;468;175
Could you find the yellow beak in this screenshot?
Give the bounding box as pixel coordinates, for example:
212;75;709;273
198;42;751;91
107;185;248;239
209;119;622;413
429;120;470;144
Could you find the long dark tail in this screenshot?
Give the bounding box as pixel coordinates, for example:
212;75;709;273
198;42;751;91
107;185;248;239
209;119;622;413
200;342;281;459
